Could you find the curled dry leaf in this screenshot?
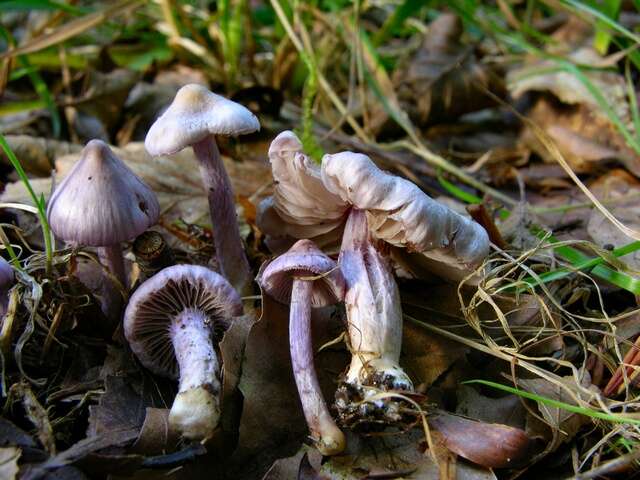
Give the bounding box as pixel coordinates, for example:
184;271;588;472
321;430;497;480
371;13;504;135
519;375;596;454
402;319;468;389
429;411;531;469
509;48;640;175
456;385;527;429
0;135;82;176
8;382;56;455
87;376;146;437
262;447;323;480
586;169;640;270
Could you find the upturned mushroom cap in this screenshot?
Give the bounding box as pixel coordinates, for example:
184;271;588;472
124;264;242;378
258;239;345;307
145;84;260;156
257;131;348;246
321;151;490;268
47;140;160;247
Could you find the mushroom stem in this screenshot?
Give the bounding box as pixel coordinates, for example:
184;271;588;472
169;308;221;439
339;209;412;395
290;278;345;455
98;244;126;288
192;137;251;294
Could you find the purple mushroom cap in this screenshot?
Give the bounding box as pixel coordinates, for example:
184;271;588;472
47;139;160;247
258;239;345;307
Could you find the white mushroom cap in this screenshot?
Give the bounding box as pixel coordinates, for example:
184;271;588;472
257;131;348;243
322;151;490;267
145;84;260;156
47;140;160;246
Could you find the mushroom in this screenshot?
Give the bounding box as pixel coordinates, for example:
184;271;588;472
124;264;242;439
145;84;259;293
47;140;160;287
324;151;489;417
256;132;490;420
258;239;346;455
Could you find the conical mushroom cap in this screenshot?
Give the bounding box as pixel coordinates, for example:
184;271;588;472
47;140;160;246
124;264;243;379
258;239;345;307
145;84;260;156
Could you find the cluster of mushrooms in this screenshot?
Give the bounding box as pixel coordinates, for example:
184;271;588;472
41;84;491;455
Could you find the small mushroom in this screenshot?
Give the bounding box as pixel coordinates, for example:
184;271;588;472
258;239;346;455
47;140;160;287
124;264;242;439
145;84;259;294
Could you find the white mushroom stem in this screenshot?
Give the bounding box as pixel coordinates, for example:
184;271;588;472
192;137;252;294
169;308;221;439
290;278;345;455
98;244;126;288
339;209;413;392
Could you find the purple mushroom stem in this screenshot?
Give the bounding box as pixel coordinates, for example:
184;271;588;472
192;138;251;294
99;244;126;287
258;239;346;455
289;277;344;455
171;308;221;404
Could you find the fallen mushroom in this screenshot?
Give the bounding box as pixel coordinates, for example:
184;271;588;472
145;84;259;294
258;239;346;455
47;139;160;287
124;264;242;439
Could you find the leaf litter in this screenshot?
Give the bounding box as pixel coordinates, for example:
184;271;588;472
2;2;640;479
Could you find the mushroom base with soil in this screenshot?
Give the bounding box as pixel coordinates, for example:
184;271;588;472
335;209;414;426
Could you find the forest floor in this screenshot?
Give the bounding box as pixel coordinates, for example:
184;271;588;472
2;1;640;479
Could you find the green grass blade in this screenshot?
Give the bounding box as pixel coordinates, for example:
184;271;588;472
436;173;640;293
591;0;623;54
0;0;83;14
372;0;429;46
561;0;640;45
0;135;53;273
464;379;640;425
